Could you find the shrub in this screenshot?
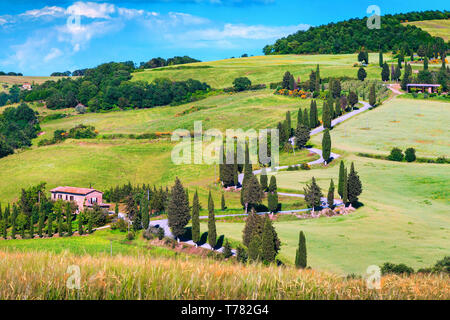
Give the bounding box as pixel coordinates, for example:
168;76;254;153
381;262;414;275
388;147;404;161
111;219;128;232
436;156;448;164
404;147;416;162
75;104;87;114
300;163;311;170
68;124;98;139
157;227;165;240
142;229;155;240
232;77;252;92
126;231;135;241
236;246;248;263
222;240;233;258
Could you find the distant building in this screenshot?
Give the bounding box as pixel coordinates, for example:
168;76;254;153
22;82;32;91
406;84;440;93
50;186;110;212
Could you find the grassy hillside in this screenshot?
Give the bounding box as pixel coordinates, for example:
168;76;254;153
133;53;389;89
311;98;450;158
0;75;66;86
0;249;448;299
403;19;450;41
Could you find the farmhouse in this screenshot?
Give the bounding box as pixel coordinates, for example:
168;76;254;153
406;83;440;93
50;186;110;212
22;82;32;91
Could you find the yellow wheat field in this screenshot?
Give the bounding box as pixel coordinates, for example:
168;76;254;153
0;250;448;300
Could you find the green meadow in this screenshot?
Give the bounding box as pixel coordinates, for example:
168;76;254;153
403;19;450;42
133;53;387;88
310;98;450;157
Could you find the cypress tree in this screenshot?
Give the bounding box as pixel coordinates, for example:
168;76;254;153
303;109;309;130
260;168;268;192
369;84;376;106
338;160;345;198
87;216;93;234
28;216;34;238
297;107;303;128
78;216;83;236
261;215;277;263
38;210;44;238
342;167;348;205
67;212;73;237
286;111;292;137
322;101;332;129
295;124;310;149
191;191;200;243
304;177;323;210
327;179;335;209
248;236;261;262
221;193;226;210
242;209;264;247
347;162;363;205
142;198;150;230
381;62;390;81
309;100;317;128
379;51;383;67
0;203;2;221
268;175;279;213
58;212;64;236
424;56;429;70
243;175;263;213
295;231;307;268
47;211;53;237
167;177;190;239
322;129;331;164
207;191;217;248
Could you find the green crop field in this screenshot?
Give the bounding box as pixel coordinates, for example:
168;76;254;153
310;98;450;158
403;19;450;41
133;53;390;89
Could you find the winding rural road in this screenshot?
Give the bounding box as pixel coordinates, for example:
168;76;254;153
147;99;376;252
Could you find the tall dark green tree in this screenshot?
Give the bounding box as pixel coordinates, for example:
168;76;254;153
347;162;363;205
357;67;367;81
304;177;323;210
242;209;264;247
369;84;376;106
295;231;307;268
297;107;303;128
191;191;200;243
261;215;277;263
379;51;383;67
207;191;217;248
260;168;268;192
221;192;226;211
87;215;93;234
322;101;332;129
295;124;310;149
322;129;331;164
285;111;292;137
327;179;335;209
243;175;263;213
167;177;190;239
424;56;429;70
302;108;310;129
38;210;44;238
338;161;345;198
342;167;348;205
381;62;390;81
47;210;53;237
267;176;278;213
310;100;318;128
348;91;358;107
78;215;83;235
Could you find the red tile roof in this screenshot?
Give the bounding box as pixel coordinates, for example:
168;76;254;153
50;187;102;195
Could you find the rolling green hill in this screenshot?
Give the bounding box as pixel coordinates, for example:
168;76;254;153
403;19;450;41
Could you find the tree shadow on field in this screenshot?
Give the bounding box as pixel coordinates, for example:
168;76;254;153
351;201;364;209
198;232;208;246
179;227;192;242
214;235;225;250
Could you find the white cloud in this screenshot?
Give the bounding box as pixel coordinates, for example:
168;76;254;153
21;6;66;18
44;48;63;62
66;1;116;19
0;18;7;25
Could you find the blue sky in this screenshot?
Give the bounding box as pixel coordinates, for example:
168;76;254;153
0;1;448;75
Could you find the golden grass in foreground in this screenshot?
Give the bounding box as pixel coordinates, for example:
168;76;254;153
0;250;448;300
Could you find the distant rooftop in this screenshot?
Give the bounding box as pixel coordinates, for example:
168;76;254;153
50;187;101;195
407;84;441;87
